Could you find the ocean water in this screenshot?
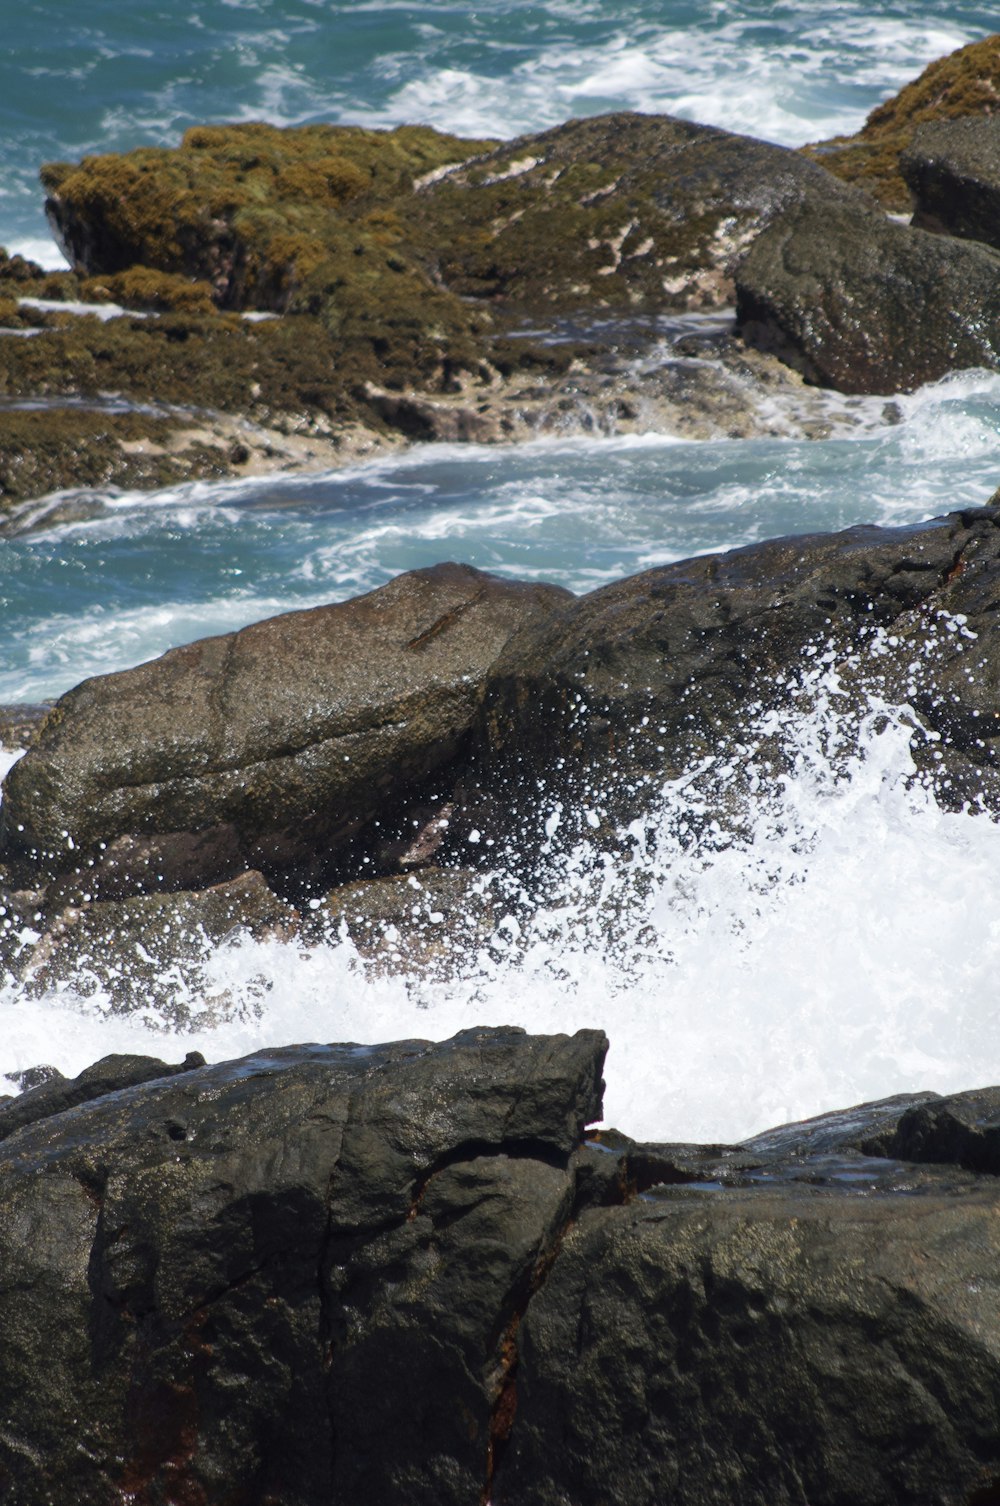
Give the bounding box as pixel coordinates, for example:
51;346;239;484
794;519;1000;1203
2;4;1000;1142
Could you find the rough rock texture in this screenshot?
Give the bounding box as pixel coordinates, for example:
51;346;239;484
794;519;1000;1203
468;505;1000;834
413;111;863;313
0;702;49;750
0;1026;607;1506
498;1177;1000;1505
735;195;1000;393
0;870;297;1014
312;867;496;969
0;562;571;893
902;116;1000;248
3;1034;1000;1505
803;32;1000;209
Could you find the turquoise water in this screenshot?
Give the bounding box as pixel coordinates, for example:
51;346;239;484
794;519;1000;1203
1;1;995;259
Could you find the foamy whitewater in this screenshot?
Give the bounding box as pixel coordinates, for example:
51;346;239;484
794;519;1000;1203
2;2;1000;1141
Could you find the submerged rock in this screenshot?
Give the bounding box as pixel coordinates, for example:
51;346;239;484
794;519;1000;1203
901;116;1000;249
1;1027;999;1505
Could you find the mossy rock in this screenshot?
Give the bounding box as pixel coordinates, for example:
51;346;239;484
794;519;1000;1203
0;408;231;510
79;266;217;316
412;112;862;314
803;33;1000;209
41;121;499;388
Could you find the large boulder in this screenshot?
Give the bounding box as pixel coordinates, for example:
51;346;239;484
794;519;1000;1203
465;505;1000;844
497;1169;1000;1505
0;563;571;894
735;195;1000;393
416;111;864;314
3;1031;1000;1505
901;116;1000;249
0;1026;606;1506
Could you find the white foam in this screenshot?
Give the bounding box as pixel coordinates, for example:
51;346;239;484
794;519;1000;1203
4;660;999;1141
5;238;70;271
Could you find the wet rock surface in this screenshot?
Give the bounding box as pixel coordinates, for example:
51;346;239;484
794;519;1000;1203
735;194;1000;393
0;1026;607;1506
2;1028;1000;1505
902;116;1000;249
6;506;1000;999
0;562;570;893
470;504;1000;826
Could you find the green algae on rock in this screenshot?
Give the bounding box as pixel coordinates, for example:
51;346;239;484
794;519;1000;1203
802;33;1000;210
412;112;862;314
41;121;499;383
0;407;232;510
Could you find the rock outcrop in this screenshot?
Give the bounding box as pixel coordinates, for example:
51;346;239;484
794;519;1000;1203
802;32;1000;209
901;116;1000;249
412;111;863;314
2;1028;1000;1505
470;504;1000;824
6;505;1000;993
6;44;1000;512
735;195;1000;393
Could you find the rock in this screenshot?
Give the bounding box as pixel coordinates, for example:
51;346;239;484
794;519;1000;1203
2;870;297;1015
735;194;1000;393
0;703;51;750
0;1026;607;1506
802;33;1000;210
0;1050;205;1143
416;111;863;314
876;1086;1000;1174
901;116;1000;248
0;563;571;894
496;1168;1000;1505
312;866;496;970
3;1028;1000;1505
468;506;1000;842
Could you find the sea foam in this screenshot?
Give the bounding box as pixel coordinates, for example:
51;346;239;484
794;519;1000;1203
3;657;999;1144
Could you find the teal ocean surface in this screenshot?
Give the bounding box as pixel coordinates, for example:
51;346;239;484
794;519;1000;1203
2;3;1000;1140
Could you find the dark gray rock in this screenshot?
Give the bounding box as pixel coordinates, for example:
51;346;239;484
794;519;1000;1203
0;1050;205;1142
4;1027;1000;1506
735;193;1000;392
902;116;1000;250
0;1026;607;1506
0;563;571;894
495;1180;1000;1506
878;1086;1000;1173
467;505;1000;845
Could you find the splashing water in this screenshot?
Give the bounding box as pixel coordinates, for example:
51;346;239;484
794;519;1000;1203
4;650;1000;1143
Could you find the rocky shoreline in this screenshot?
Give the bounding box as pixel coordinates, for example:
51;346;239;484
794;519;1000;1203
2;34;999;516
4;33;1000;1503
